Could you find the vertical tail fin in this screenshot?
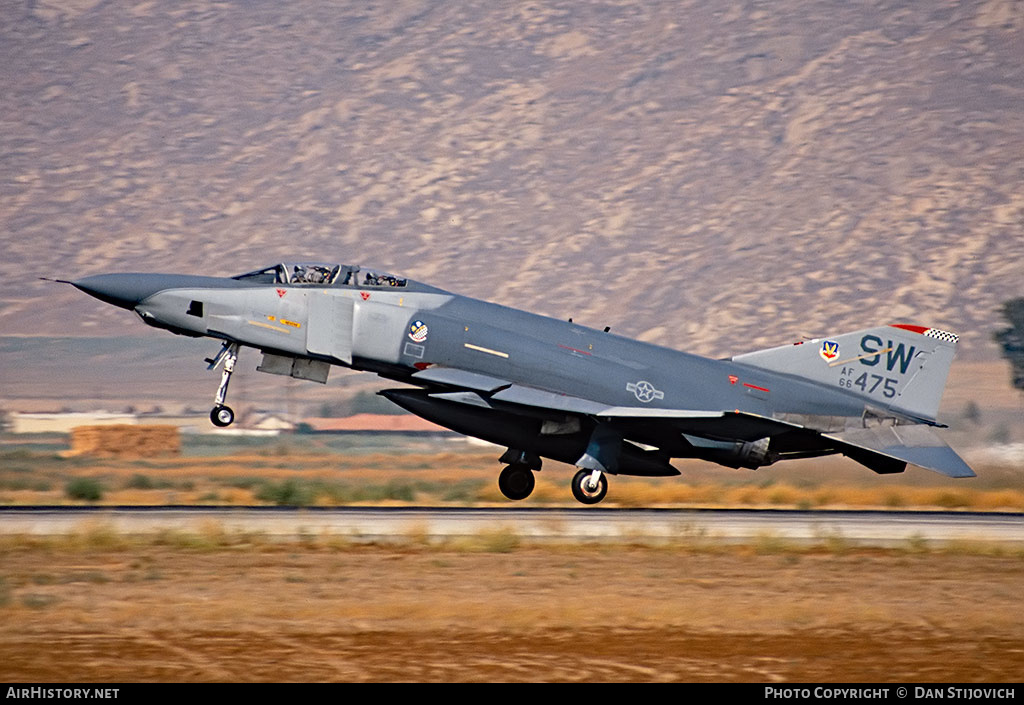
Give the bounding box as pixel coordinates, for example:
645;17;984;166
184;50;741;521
732;324;959;424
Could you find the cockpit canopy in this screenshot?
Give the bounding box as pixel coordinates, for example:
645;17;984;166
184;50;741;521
232;263;408;288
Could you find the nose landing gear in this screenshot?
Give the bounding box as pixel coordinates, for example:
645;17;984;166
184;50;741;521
207;342;240;427
210;404;235;427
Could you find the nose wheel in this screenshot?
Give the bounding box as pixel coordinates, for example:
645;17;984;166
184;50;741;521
207;342;240;427
210;404;235;427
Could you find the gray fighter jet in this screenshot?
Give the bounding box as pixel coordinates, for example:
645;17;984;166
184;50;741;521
68;260;974;504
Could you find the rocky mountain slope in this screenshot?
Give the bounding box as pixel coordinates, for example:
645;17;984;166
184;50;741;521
2;0;1022;363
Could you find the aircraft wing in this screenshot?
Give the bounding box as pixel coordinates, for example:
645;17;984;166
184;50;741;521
408;366;973;477
410;366;800;445
411;366;512;393
413;366;729;422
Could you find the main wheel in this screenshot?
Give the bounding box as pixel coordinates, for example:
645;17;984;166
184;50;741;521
571;469;608;505
498;464;535;501
210;404;235;427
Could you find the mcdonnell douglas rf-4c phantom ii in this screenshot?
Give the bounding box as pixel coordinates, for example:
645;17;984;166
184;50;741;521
67;261;974;504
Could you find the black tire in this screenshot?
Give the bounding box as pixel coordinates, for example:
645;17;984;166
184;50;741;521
571;468;608;505
210;405;235;427
498;464;535;501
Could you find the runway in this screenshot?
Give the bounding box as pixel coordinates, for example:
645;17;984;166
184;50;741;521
1;506;1021;548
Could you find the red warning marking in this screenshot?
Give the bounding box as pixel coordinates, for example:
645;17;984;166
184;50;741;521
743;383;770;393
558;344;592;356
890;324;929;335
276;288;286;298
728;375;738;385
361;292;370;301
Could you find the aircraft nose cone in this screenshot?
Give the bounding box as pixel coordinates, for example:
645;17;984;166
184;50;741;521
71;274;167;310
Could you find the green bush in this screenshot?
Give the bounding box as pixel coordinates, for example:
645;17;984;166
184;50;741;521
125;474;154;490
65;477;104;502
256;479;314;506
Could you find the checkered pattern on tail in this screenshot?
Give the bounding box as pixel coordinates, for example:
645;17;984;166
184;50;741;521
924;328;959;344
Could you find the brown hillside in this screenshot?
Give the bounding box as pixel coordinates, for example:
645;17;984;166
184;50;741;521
1;1;1021;364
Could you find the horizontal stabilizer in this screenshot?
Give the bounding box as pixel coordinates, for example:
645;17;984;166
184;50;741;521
825;425;975;478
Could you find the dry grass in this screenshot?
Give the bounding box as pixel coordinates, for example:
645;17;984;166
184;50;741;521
1;446;1022;511
2;519;1020;559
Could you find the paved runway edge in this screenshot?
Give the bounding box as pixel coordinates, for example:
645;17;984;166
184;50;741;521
1;507;1022;548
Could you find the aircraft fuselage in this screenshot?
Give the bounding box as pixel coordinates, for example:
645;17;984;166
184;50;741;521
69;262;974;503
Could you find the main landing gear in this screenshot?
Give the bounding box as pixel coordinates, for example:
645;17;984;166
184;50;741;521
497;450;540;501
206;342;240;427
571;468;608;505
498;463;536;501
496;465;611;504
495;447;612;504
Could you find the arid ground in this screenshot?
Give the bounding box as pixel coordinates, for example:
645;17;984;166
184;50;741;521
1;438;1021;683
1;541;1021;682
